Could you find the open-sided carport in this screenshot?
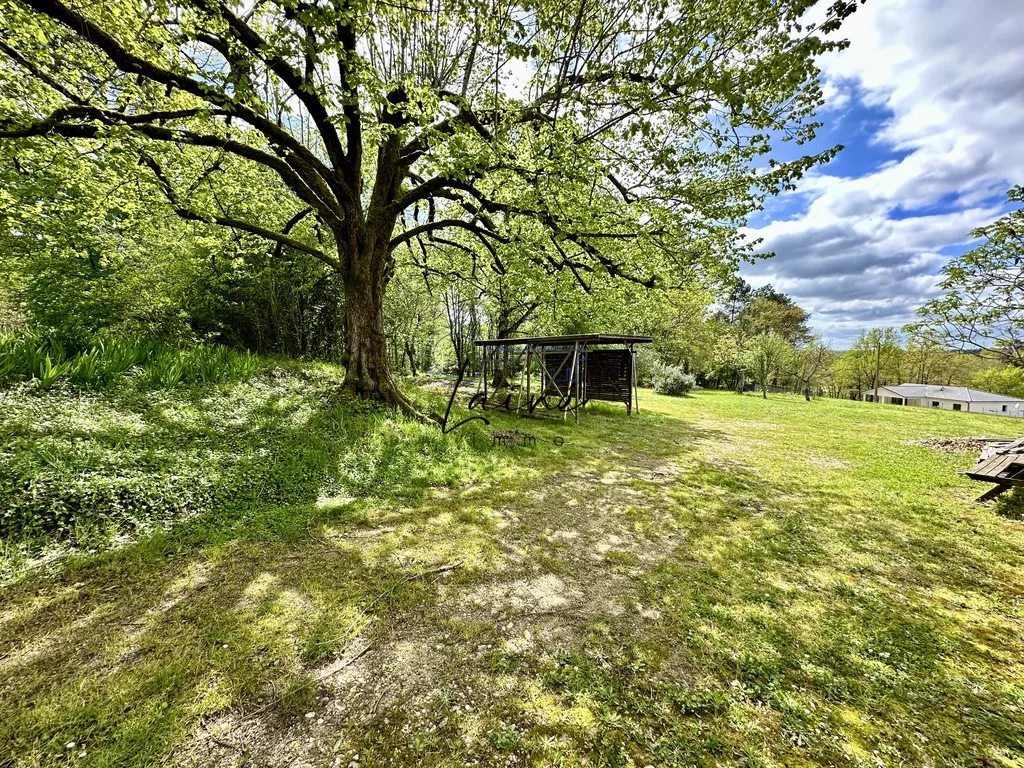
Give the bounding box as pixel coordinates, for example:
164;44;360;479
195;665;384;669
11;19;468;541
470;334;653;424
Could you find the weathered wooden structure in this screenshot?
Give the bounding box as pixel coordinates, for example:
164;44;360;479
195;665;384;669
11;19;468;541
966;438;1024;501
471;334;653;423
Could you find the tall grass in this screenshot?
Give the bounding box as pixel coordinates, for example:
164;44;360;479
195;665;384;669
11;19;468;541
0;333;261;390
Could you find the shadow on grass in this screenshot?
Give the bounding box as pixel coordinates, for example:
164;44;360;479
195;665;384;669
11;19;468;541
453;457;1024;767
4;386;1024;767
0;379;720;766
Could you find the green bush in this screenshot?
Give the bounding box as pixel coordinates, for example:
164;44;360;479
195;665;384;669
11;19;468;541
634;346;665;387
654;366;696;396
0;373;340;550
0;370;494;565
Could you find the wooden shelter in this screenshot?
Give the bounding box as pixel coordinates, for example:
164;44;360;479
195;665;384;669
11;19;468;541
471;334;653;423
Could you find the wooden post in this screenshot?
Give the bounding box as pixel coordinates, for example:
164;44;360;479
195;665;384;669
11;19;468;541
564;342;576;422
573;342;582;425
872;336;881;404
630;344;639;414
520;346;532;415
482;344;488;403
473;343;488;403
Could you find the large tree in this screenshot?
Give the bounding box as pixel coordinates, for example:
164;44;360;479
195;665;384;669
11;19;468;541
913;186;1024;367
0;0;857;408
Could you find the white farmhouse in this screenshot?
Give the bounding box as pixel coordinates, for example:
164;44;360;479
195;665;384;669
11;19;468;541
861;383;1024;417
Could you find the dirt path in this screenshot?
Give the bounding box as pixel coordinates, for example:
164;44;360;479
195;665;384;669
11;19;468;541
172;447;693;768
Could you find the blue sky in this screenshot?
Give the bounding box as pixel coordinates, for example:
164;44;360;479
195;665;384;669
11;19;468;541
740;0;1024;346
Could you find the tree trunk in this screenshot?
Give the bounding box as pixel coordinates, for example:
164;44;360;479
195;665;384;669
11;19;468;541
404;341;417;376
490;316;512;389
341;247;412;412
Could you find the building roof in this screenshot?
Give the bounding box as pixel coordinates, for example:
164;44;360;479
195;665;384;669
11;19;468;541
864;383;1024;403
474;334;653;347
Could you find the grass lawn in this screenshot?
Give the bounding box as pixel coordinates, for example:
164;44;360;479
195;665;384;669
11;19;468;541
3;375;1024;767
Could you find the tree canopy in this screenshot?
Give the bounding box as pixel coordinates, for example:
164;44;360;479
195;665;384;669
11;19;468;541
0;0;859;408
913;186;1024;367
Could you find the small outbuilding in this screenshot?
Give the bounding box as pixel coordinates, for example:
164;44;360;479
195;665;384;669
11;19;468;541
861;383;1024;417
472;334;653;423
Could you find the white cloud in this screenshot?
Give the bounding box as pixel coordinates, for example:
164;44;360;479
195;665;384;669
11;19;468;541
743;0;1024;344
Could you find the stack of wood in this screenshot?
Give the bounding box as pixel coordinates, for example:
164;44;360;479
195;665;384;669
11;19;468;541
966;438;1024;501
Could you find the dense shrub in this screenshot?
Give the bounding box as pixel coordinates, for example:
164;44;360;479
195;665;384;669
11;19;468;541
654;366;696;396
634;345;665;387
0;368;496;567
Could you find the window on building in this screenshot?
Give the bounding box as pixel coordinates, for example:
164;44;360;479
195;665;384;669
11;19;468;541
1003;405;1008;412
953;403;962;411
892;397;904;405
931;401;940;407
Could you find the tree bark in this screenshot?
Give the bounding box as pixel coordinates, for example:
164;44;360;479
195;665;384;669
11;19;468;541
404;341;417;376
341;243;413;412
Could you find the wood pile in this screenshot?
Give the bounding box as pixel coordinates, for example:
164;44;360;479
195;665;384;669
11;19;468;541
975;437;1024;462
915;437;1002;453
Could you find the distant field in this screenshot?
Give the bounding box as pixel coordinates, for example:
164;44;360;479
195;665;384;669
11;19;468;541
2;379;1023;767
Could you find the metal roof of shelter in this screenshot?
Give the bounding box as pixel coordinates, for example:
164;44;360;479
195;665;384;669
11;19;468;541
474;333;653;347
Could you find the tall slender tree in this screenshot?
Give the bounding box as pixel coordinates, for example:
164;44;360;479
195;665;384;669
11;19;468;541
0;0;859;408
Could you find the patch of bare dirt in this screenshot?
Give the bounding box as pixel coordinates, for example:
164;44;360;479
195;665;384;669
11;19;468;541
912;437;997;453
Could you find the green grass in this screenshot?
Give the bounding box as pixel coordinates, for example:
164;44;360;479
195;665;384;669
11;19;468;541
2;383;1024;767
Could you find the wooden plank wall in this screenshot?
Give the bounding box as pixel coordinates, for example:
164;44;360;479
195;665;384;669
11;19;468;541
584;349;632;406
541;348;634;406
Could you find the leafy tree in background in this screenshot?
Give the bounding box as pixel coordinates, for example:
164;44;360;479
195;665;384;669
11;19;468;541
741;289;812;344
902;329;988;387
717;280;812;344
791;337;834;400
0;139;200;347
710;333;744;389
970;366;1024;400
850;327;902;401
0;138;347;357
0;0;858;409
712;279;811;390
742;332;792;399
913;186;1024;367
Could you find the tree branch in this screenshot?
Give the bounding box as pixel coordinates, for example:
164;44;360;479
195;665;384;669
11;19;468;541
204;1;348;174
19;0;342;200
0;109;345;223
389;220;509;251
139;153;341;270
